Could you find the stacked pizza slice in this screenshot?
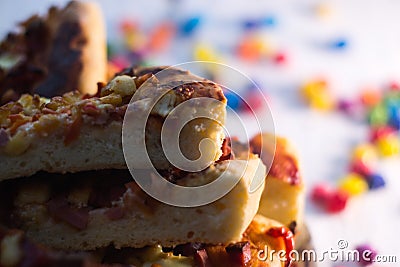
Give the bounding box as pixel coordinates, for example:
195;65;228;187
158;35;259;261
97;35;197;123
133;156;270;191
0;2;309;267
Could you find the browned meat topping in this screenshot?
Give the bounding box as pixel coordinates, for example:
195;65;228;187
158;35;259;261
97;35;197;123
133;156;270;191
172;243;204;257
47;196;89;230
225;241;251;266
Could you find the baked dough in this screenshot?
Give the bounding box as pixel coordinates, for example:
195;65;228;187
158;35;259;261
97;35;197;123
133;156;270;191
0;66;226;181
0;1;107;103
2;158;265;250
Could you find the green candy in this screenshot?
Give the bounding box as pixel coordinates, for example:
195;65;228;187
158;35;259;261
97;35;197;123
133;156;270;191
368;104;388;126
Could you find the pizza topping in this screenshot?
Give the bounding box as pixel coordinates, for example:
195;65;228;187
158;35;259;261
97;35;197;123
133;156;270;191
173;243;204;257
47;196;89;230
100;75;136;97
266;226;295;267
194;249;211;267
88;184;126;208
225;241;251;266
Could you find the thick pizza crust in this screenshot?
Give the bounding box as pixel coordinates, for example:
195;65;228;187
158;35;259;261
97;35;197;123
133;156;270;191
11;159;265;250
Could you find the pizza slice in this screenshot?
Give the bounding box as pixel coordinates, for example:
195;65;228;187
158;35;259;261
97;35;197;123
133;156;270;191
0;1;107;104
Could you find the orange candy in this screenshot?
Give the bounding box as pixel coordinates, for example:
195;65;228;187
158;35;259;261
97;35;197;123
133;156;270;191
360;89;382;107
237;36;268;61
148;22;176;52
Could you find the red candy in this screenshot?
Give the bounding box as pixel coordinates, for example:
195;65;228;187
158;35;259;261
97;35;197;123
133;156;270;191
120;20;138;33
240;90;266;113
311;183;332;204
369;126;396;143
326;190;349;213
311;184;349;213
349;160;373;177
389;81;400;91
273;51;287;64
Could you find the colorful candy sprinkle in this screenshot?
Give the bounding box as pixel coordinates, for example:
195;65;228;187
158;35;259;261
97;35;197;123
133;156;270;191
326;190;349;213
360;89;382;107
369;126;396;143
301;79;335;111
237;35;268;61
273;51;287;64
224;90;241;111
368;104;388;126
241;91;265;113
193;44;220;62
355;244;377;266
311;183;332;204
338;173;368;196
242;16;277;29
330;38;348;49
375;135;400;157
349;160;373;177
388;104;400;130
180;16;202;36
148;22;175;52
366;173;386;190
311;184;349;213
352;143;377;164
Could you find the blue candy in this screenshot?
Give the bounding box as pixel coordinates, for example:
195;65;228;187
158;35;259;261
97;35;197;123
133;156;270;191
261;16;277;27
180;16;202;36
367;173;386;189
388;104;400;130
224;91;241;111
331;38;348;49
243;20;260;29
242;16;276;30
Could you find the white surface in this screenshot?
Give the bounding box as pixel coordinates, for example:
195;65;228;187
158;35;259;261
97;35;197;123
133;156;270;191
1;0;400;265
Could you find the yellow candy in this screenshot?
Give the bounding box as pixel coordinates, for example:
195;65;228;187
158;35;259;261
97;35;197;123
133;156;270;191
352;143;377;163
193;44;222;73
315;3;333;18
338;173;368;196
301;80;326;99
301;80;335;111
125;31;146;51
376;135;400;157
194;44;219;62
309;89;335;111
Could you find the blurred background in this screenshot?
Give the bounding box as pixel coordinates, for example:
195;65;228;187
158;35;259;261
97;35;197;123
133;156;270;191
1;0;400;266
